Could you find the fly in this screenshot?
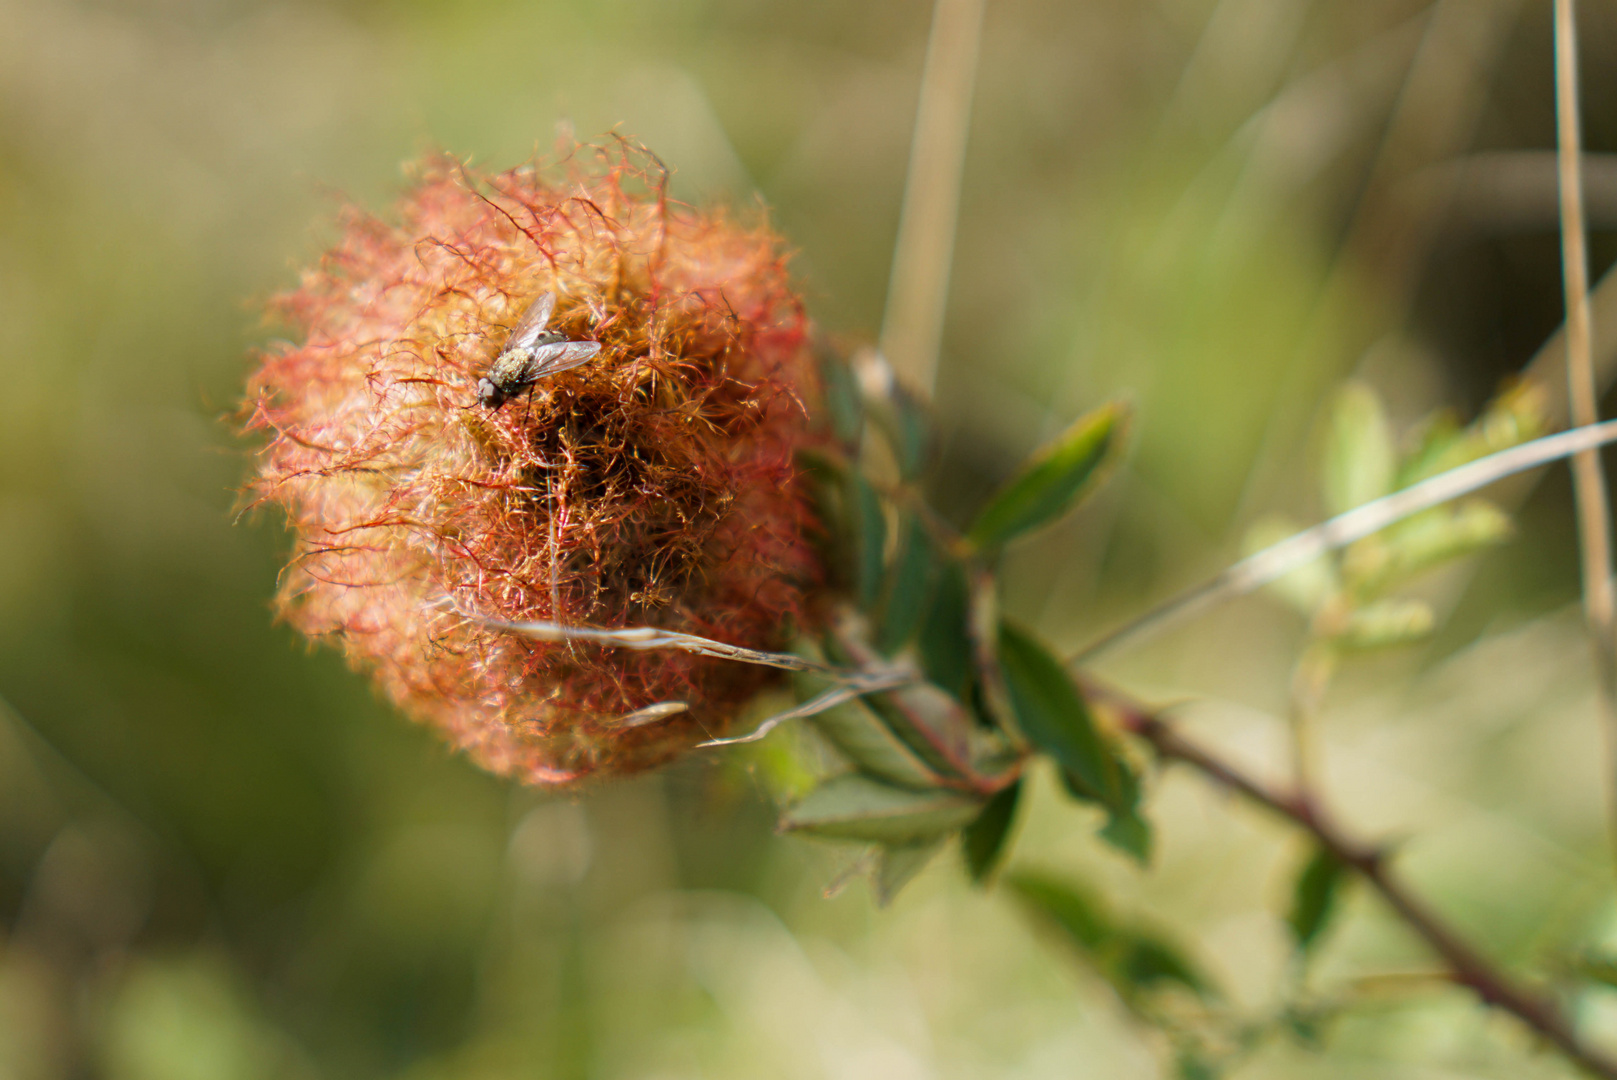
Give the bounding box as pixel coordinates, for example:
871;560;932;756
477;292;601;409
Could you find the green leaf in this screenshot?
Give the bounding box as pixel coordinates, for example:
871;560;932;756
817;345;864;446
967;403;1125;551
873;839;944;906
1469;381;1547;456
1007;871;1212;1001
1397;385;1545;489
1006;870;1109;950
1332;598;1434;651
1098;802;1153;865
1348;501;1512;595
1323;382;1395;516
1284;1008;1329;1050
827;618;974;777
1394;410;1463;488
1287;847;1346;953
1402;383;1545;486
810;699;941;791
799;450;860;597
1118;935;1209;996
918;559;973;700
962;781;1022;883
1061;766;1152;864
877;515;935;655
847;472;888;610
998;622;1124;809
861;682;974;779
1176;1053;1222;1080
870;382;931;481
781;774;983;844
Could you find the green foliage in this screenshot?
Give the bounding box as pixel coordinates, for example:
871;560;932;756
793;353;1143;898
848;472;888;610
1331;597;1435;651
856;677;977;780
966;403;1127;552
1247;383;1540;657
1007;870;1212;1003
1176;1054;1223;1080
1008;869;1108;948
790;354;1551;1062
1095;767;1153;864
962;780;1022;883
874;839;946;905
1118;935;1210;997
1395;411;1466;487
1323;383;1396;516
809;697;941;790
1345;501;1513;597
997;622;1122;806
818;344;865;447
1056;766;1153;864
1287;848;1347;953
866;378;933;481
917;559;975;700
876;515;936;655
780;773;985;844
1395;383;1546;487
1334;388;1535;605
998;623;1150;860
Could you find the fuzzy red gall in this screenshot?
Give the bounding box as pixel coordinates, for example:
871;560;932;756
243;147;825;785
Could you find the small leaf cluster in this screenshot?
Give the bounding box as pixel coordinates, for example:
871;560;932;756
779;346;1139;902
1247;381;1544;654
1011;852;1367;1078
1007;870;1210;1006
780;357;1552;1075
1006;869;1329;1079
1286;847;1347;956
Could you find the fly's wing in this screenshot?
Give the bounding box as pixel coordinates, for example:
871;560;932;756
525;340;602;380
506;292;557;351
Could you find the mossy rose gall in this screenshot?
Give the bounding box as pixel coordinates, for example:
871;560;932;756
243;146;824;784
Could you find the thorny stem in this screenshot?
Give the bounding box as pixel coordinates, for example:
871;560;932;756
1553;0;1617;867
1089;684;1617;1080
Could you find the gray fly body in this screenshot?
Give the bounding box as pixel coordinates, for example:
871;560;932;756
477;292;602;409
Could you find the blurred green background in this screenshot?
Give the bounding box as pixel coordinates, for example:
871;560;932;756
5;0;1617;1076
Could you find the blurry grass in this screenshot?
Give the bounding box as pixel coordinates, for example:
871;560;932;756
2;0;1616;1076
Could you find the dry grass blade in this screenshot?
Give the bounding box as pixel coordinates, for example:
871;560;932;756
696;671;918;748
1074;418;1617;663
1553;0;1617;875
465;614;840;676
1554;0;1617;695
448;606;921;745
879;0;986;395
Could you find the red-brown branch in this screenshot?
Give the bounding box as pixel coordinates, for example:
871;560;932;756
1091;685;1617;1079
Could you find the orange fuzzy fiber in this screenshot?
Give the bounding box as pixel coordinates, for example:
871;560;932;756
244;150;823;784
